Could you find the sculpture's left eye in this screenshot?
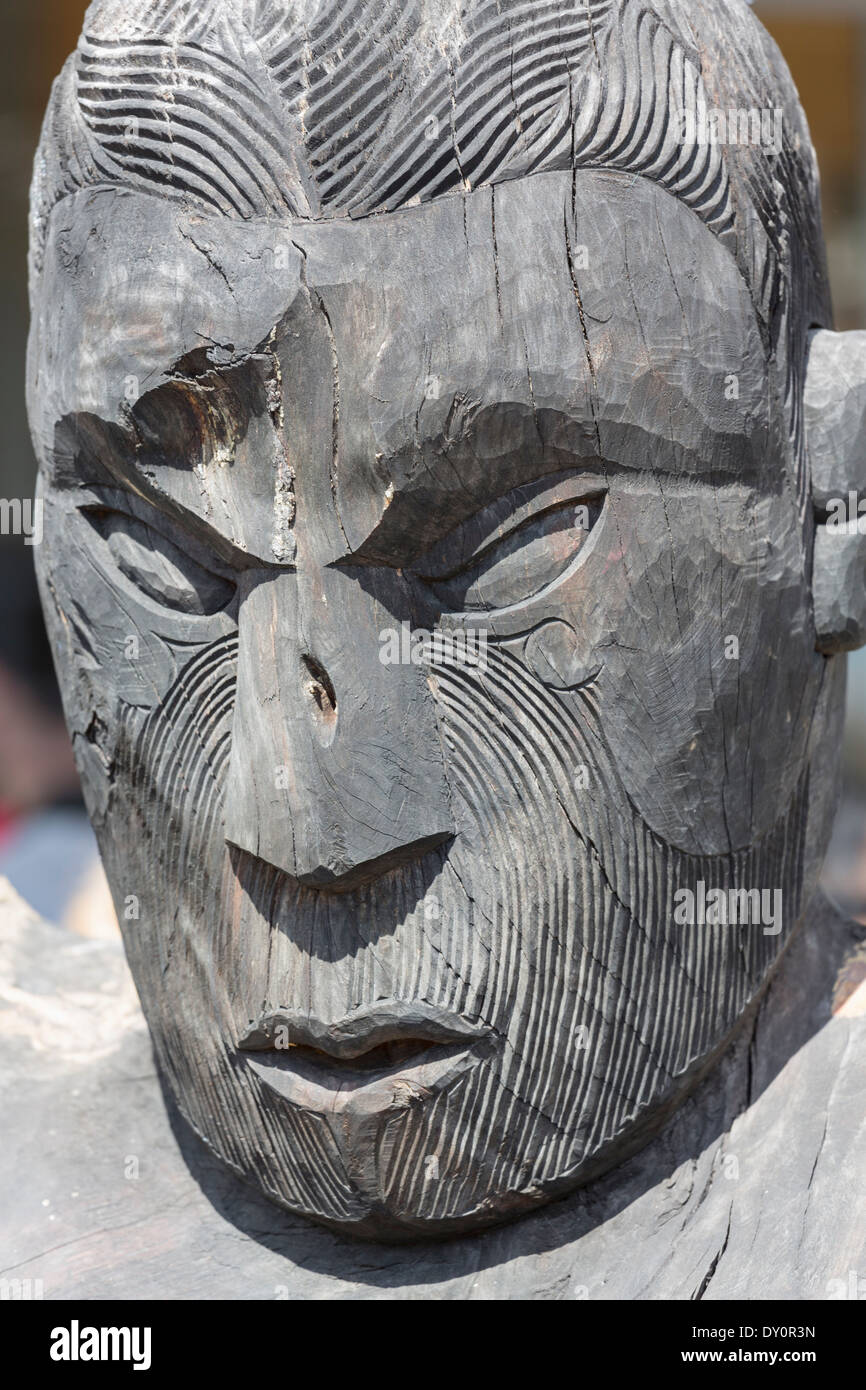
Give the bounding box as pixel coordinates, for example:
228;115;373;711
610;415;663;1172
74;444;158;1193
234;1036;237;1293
416;493;604;613
84;509;236;616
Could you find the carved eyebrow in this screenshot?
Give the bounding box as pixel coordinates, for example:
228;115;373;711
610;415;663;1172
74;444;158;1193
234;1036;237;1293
411;473;607;579
71;477;286;574
341;465;609;571
55;343;297;568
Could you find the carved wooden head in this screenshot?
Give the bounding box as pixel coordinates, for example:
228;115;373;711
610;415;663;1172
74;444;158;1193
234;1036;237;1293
27;0;866;1238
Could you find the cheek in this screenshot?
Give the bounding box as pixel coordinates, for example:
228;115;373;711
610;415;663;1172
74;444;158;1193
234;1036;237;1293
37;505;238;847
93;639;239;987
589;492;819;853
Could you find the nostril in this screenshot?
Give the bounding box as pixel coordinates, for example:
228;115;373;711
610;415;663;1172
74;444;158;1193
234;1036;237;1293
302;656;337;722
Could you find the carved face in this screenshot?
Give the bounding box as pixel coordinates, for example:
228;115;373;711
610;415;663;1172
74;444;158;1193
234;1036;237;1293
30;168;842;1237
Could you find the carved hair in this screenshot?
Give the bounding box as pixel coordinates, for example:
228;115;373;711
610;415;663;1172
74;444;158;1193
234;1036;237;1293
31;0;831;508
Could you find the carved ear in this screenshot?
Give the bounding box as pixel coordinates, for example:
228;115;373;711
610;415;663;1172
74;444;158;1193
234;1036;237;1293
806;329;866;653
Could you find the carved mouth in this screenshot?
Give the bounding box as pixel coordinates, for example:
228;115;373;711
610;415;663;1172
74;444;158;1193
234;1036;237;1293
259;1037;445;1074
237;1002;495;1100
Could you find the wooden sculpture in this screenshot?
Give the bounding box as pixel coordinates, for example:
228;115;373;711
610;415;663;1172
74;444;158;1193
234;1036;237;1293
26;0;866;1239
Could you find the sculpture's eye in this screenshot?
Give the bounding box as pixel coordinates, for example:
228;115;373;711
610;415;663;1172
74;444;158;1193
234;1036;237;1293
84;508;236;617
416;492;604;613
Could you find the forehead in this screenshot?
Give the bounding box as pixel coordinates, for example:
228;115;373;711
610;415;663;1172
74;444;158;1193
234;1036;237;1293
30;169;770;561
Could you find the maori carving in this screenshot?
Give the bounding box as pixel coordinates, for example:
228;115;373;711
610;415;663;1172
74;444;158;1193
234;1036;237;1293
27;1;866;1239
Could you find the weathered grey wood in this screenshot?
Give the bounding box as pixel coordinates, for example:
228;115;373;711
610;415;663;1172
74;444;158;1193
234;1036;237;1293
23;0;866;1241
2;879;864;1298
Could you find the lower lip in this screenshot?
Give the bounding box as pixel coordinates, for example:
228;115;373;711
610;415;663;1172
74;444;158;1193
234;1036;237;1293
242;1039;489;1114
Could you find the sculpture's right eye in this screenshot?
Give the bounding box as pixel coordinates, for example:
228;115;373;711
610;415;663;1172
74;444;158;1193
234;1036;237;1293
83;508;236;617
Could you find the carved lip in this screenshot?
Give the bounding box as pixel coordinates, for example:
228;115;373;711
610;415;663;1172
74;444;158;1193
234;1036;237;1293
237;1003;496;1109
237;1001;491;1061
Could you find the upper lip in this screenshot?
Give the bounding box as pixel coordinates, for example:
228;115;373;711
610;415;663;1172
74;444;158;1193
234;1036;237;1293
237;1001;490;1061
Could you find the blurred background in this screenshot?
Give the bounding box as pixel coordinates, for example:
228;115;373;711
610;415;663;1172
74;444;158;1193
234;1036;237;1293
0;0;865;933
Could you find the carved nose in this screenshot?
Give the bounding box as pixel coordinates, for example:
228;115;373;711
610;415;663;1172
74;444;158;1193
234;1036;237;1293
224;568;454;889
302;655;338;744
